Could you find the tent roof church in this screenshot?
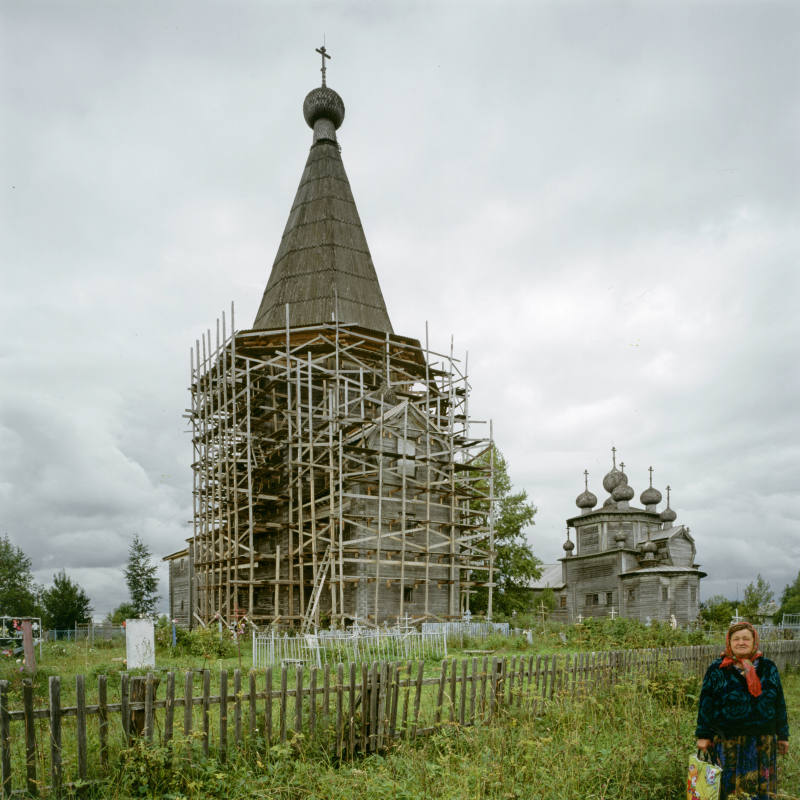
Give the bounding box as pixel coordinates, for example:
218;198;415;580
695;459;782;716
166;47;496;630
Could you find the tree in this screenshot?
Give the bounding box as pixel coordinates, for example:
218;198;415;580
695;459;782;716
40;570;92;631
0;535;39;616
774;570;800;623
124;534;160;617
699;594;735;627
470;447;541;617
739;574;774;624
107;602;138;625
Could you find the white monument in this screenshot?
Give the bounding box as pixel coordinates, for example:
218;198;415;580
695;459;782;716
125;619;155;669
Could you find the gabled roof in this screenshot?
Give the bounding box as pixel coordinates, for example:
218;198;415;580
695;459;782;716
526;563;565;590
252;133;393;333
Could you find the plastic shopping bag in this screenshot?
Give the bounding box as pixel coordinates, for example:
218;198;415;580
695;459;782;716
687;749;722;800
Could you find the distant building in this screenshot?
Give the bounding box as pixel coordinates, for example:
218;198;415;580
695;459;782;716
540;449;705;624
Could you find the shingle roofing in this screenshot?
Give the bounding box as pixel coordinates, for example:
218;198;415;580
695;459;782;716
252;136;393;334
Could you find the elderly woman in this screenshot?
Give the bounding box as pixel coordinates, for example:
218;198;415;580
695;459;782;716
695;621;790;799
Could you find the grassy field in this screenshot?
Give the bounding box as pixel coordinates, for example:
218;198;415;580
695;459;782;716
1;622;795;799
93;666;800;799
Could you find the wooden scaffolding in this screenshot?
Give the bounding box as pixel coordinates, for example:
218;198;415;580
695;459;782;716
189;305;496;630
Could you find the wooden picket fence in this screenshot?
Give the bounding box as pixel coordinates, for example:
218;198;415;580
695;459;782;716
1;640;798;797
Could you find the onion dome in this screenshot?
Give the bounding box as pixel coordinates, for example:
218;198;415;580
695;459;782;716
575;469;597;510
660;485;677;523
612;482;634;502
303;86;345;131
602;446;624;493
603;496;617;508
640;466;662;506
641;538;658;556
563;527;575;554
614;528;627;546
302;46;345;144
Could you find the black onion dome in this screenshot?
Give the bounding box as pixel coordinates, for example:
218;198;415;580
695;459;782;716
613;482;634;502
303;86;345;130
563;538;575;552
602;467;624;493
640;486;662;506
576;490;597;509
660;506;677;523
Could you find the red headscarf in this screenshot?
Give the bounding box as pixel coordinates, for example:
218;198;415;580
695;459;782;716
720;621;762;697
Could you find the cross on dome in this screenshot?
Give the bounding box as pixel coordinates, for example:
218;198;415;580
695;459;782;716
316;44;331;86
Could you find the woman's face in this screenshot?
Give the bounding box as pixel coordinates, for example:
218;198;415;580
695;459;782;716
730;628;755;657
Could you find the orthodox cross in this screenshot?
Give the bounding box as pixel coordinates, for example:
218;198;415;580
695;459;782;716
316;44;331;86
611;446;617;468
609;607;618;620
648;465;654;487
576;613;583;624
620;461;626;474
666;485;671;506
583;469;589;490
538;601;548;627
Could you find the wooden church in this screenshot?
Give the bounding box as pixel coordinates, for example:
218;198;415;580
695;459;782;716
165;50;496;631
532;449;705;624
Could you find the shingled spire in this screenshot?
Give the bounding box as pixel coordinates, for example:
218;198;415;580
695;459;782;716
252;49;393;333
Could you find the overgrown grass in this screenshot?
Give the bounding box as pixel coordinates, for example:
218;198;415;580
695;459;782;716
72;668;798;800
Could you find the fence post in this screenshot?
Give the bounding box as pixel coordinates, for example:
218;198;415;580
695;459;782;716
120;672;130;745
49;676;61;798
98;674;108;768
219;670;228;763
76;674;87;782
23;680;37;796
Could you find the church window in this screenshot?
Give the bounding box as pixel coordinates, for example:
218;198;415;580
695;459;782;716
560;595;567;609
585;593;599;607
628;588;636;601
662;587;669;601
403;586;414;604
606;591;613;606
690;588;697;602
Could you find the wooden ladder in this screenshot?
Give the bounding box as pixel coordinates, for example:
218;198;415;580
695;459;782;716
301;545;332;634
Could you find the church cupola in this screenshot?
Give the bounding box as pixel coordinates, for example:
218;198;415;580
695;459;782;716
640;465;662;511
575;469;597;513
660;485;677;525
563;526;575;557
602;446;624;494
611;461;634;508
303;46;345;143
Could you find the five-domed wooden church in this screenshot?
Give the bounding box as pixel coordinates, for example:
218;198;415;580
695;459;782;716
533;448;705;624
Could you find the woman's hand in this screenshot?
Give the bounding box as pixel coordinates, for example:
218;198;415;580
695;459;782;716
696;738;713;752
778;740;789;756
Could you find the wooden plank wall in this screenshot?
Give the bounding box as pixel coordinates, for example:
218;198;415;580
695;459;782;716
1;640;798;797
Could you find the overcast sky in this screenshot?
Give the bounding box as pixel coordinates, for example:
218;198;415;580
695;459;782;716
2;1;798;619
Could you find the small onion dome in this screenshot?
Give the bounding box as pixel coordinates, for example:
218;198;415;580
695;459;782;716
612;482;634;502
563;537;575;553
303;86;346;130
602;467;624;494
576;489;597;509
603;496;617;508
660;506;677;523
641;539;657;555
640;486;662;506
614;529;627;544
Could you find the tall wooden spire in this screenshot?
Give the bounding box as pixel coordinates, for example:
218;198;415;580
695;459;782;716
252;50;393;333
